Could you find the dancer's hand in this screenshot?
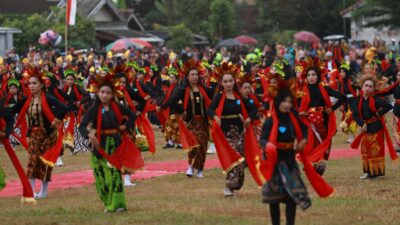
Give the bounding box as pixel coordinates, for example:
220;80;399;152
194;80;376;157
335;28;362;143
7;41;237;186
325;107;333;114
88;132;100;149
362;124;367;132
244;118;251;128
119;125;127;131
299;112;308;116
213;116;221;126
296;139;307;152
51;119;62;128
0;131;5;138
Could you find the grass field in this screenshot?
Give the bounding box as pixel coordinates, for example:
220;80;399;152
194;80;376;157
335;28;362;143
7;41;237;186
1;124;400;225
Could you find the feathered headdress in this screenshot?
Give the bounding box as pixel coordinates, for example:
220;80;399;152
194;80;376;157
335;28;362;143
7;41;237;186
181;59;204;78
356;73;380;90
213;61;243;82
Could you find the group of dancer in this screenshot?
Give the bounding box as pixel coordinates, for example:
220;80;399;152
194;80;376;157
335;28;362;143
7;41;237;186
0;46;399;224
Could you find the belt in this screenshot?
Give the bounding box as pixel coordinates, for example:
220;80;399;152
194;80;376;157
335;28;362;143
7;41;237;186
276;142;294;150
220;114;241;119
30;127;44;132
101;129;118;135
364;117;378;124
193;115;204;120
308;107;325;112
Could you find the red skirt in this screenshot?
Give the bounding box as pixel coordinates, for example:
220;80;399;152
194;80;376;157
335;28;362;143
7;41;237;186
361;130;385;176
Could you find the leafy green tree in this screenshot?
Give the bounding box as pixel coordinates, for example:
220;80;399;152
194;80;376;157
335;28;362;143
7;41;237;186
166;23;192;50
3;6;95;52
353;0;400;27
208;0;237;41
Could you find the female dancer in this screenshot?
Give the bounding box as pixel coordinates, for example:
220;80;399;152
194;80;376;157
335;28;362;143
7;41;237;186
337;62;358;143
79;74;144;212
298;67;345;175
208;62;257;196
165;59;212;178
160;66;182;149
375;70;400;154
62;69;89;155
260;81;334;225
350;74;396;179
12;69;68;199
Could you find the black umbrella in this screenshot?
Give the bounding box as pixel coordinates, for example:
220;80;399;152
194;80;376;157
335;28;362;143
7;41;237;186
216;38;243;48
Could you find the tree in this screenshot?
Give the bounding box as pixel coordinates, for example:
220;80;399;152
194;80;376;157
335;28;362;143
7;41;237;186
2;6;95;52
166;23;192;50
208;0;237;41
353;0;400;28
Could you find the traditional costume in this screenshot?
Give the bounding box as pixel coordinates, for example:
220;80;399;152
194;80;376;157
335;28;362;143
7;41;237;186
165;59;212;178
350;74;397;178
208;62;258;196
78;72;144;212
258;80;334;225
12;69;68;199
299;67;345;175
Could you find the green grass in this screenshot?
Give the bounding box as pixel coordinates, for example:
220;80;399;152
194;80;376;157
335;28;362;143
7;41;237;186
1;117;400;224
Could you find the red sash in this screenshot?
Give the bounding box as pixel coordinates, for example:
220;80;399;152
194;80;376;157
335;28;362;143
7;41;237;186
351;93;398;161
299;84;336;162
95;102;144;172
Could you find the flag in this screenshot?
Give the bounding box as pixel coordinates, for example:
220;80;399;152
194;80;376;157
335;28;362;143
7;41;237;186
66;0;77;25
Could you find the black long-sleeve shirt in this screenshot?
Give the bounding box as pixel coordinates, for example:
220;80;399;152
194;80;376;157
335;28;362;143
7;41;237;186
207;92;258;132
302;84;346;111
376;84;400;117
260;111;308;149
12;95;68;136
78;102;136;139
350;96;392;133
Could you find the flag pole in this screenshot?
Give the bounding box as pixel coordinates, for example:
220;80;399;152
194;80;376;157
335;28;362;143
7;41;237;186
65;23;68;55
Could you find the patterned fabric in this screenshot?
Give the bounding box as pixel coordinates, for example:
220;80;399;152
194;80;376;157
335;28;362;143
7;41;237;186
63;118;89;154
262;151;311;210
224;124;245;190
91;135;126;211
164;114;180;144
310;122;330;160
27;128;56;181
361;130;385;177
187;118;209;170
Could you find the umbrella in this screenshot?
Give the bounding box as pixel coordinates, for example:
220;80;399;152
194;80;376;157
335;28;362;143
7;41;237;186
130;38;153;48
235;35;258;45
294;31;320;43
106;38;145;52
323;34;345;41
216;38;243;48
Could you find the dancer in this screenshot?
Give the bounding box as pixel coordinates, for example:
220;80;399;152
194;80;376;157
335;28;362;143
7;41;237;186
160;66;182;149
165;59;212;178
298;67;345;175
79;73;144;212
350;74;396;179
12;69;68;199
208;62;257;196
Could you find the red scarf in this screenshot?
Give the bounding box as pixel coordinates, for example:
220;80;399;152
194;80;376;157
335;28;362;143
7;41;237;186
95;102;145;172
351;93;398;161
178;86;211;151
211;91;253;173
63;84;82;101
14;92;64;167
1;138;35;202
135;79;147;98
123;89;156;154
299;84;337;162
53;88;66;104
260;109;334;197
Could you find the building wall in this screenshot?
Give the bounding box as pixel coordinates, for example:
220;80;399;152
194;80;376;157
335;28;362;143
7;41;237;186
350;18;400;43
0;30;18;56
